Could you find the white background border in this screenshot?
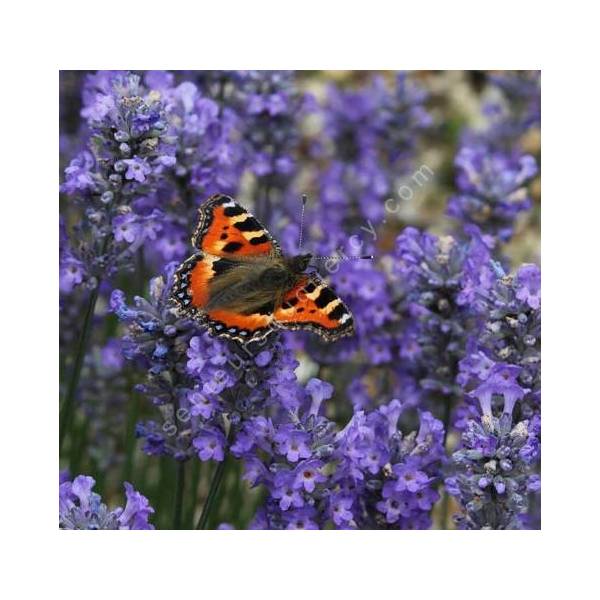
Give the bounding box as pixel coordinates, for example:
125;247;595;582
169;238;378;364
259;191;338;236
2;0;597;597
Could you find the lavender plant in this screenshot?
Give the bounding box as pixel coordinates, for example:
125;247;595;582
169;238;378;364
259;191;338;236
59;474;154;530
447;145;538;244
481;71;541;150
445;397;540;529
59;72;176;451
61;72;176;287
331;403;445;529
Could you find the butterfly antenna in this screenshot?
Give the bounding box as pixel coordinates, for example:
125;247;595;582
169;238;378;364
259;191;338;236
298;194;374;262
312;254;374;261
298;194;307;252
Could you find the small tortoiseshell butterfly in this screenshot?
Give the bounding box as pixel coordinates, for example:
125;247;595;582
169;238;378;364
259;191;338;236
171;194;354;344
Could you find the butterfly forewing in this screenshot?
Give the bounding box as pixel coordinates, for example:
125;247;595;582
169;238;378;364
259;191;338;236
191;194;281;257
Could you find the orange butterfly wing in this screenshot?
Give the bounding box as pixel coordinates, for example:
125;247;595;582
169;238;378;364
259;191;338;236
191;194;281;257
274;274;354;341
172;195;354;343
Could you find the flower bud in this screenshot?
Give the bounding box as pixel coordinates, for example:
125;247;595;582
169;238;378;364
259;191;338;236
493;477;506;494
163;324;177;337
478;475;492;489
114;130;130;142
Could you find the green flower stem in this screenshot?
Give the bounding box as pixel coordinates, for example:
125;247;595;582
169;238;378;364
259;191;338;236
196;457;228;530
172;461;187;530
186;460;202;529
438;395;455;529
121;393;141;484
59;281;101;453
195;427;233;530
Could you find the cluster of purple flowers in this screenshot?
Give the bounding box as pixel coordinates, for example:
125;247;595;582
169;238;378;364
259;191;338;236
110;262;320;467
447;145;538;243
314;73;432;228
235;71;308;197
445;260;540;527
110;263;235;461
331;403;444;529
420;230;539;529
447;71;540;246
233;377;336;530
76;338;129;470
392;226;493;405
59;474;154;529
481;71;541;150
60;72;176;291
445;405;540;529
267;72;432;287
456;263;541;424
235;390;444;530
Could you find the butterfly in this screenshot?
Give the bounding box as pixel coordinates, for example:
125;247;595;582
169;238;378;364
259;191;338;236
171;194;354;344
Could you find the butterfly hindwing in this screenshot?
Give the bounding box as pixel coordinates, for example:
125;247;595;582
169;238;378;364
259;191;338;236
203;308;275;343
172;252;213;315
273;273;354;341
192;194;281;257
172;251;278;343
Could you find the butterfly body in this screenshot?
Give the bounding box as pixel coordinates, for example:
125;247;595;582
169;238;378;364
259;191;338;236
171;194;353;344
199;252;311;315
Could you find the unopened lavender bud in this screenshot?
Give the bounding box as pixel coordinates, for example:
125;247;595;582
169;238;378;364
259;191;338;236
478;475;492;489
493;477;506;494
498;346;512;359
483;459;497;474
366;479;383;491
114;130;130;142
314;444;334;459
510;421;528;443
163;324;177;337
87;210;103;224
488;321;502;334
